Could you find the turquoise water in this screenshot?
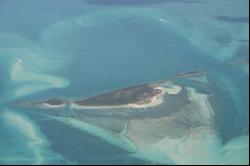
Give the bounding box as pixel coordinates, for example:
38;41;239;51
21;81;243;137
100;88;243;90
0;0;249;164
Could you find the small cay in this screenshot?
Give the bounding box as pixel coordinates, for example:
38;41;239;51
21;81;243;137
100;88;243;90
41;98;65;105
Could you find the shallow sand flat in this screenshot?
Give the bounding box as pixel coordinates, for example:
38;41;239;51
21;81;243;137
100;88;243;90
150;127;219;165
127;116;188;148
47;115;138;153
0;35;70;100
16;100;66;110
126;87;215;150
71;112;128;134
186;87;215;125
186;75;210;84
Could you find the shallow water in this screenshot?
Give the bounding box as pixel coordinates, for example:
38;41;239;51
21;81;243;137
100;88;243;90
0;0;249;165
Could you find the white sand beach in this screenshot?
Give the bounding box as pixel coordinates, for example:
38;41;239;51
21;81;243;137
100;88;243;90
39;103;66;109
71;85;182;110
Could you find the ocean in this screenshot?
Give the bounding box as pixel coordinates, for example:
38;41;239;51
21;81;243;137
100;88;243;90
0;0;249;164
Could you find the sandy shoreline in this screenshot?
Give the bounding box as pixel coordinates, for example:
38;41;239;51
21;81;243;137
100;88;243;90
39;103;66;109
186;87;215;123
71;85;182;110
125;87;217;164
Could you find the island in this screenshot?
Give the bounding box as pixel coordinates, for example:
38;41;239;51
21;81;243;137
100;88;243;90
39;98;66;108
17;98;66;109
17;80;182;110
12;76;219;165
72;82;181;110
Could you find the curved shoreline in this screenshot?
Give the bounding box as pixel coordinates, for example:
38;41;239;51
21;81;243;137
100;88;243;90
71;85;182;110
16;83;182;111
